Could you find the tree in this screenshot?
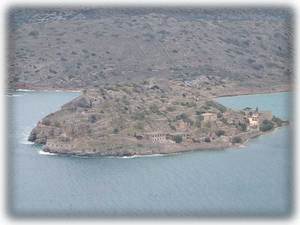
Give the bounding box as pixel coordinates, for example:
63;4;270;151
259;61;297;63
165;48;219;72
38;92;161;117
259;120;274;132
215;130;225;137
272;116;283;126
113;128;119;134
237;122;247;132
232;136;242;144
174;135;183;143
204;137;211;142
88;114;97;123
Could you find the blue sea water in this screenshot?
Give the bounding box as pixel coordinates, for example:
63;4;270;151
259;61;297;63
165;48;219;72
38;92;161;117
7;91;292;217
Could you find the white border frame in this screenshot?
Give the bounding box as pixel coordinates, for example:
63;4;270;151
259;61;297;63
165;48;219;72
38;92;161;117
0;0;298;224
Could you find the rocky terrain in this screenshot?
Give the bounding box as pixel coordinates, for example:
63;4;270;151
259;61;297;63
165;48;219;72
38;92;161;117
8;7;292;93
27;79;287;156
7;7;292;155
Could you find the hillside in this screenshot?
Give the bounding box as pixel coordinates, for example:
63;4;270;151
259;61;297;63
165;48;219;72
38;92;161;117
8;8;292;91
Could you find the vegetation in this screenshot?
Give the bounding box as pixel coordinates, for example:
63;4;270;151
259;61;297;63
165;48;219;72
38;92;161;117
174;135;183;143
42;118;51;126
215;130;225;137
237;122;247;132
259;120;274;132
232;136;242;144
149;104;161;114
205;101;227;113
272;116;283;126
132;111;146;120
88;114;97;123
113;128;119;134
204;137;211;142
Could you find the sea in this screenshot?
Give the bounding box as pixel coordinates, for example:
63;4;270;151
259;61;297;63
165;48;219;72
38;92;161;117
7;90;292;217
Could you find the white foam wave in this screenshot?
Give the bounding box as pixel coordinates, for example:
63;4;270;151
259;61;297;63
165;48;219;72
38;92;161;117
20;140;34;145
38;150;58;156
116;153;169;159
16;89;35;92
6;94;23;97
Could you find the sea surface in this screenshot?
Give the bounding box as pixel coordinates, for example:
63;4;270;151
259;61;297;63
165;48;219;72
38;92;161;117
7;91;292;217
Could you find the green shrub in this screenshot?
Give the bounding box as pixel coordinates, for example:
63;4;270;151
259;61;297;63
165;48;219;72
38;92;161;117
215;130;225;137
272;116;283;126
237;122;247;132
88;115;97;123
176;113;188;121
232;136;242;144
135;122;144;130
259;120;274;132
174;135;183;143
166;106;176;112
217;112;223;118
132;111;146;120
42;119;51;126
221;117;228;124
204;137;211;142
113;128;119;134
205;101;227;113
149;104;160;114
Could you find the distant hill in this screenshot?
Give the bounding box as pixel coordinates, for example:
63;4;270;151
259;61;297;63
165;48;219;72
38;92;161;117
8;7;293;90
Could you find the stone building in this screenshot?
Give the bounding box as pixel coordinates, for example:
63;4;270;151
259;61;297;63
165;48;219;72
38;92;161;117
248;112;259;128
260;111;273;121
202;112;217;122
145;132;167;143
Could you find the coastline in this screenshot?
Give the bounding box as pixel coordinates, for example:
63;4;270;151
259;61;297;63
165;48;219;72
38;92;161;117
13;82;291;98
213;84;291;98
40;125;287;158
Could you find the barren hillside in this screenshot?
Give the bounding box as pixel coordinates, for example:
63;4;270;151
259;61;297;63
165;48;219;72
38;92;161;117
8;7;293;91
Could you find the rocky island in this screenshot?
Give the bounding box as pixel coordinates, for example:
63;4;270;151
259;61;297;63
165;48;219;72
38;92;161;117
27;79;288;156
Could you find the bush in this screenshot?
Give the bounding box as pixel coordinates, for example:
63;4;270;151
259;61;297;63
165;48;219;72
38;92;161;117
204;137;211;142
176;113;188;121
205;101;227;113
174;135;183;143
215;130;225;137
196;109;206;115
28;30;39;37
149;104;160;114
166;106;176;112
132;111;146;120
217;112;223;118
113;128;119;134
42;119;51;126
237;122;247;132
259;120;274;132
272;116;283;126
232;136;242;144
88;115;97;123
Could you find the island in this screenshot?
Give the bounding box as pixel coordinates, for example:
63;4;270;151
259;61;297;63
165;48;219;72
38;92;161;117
27;79;288;156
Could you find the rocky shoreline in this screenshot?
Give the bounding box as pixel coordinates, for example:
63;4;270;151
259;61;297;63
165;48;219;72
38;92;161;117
39;126;286;157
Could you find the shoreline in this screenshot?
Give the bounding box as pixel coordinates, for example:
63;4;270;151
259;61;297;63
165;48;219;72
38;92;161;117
40;126;287;158
13;83;291;99
213;85;291;98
